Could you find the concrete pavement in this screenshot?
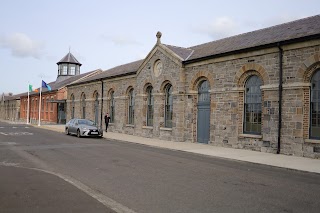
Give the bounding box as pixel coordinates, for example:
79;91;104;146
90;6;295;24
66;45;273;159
32;124;320;174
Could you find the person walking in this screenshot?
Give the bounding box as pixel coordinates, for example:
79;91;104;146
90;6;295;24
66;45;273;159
104;113;110;132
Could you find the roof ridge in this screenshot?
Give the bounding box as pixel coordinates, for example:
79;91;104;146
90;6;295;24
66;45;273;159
189;14;320;49
164;44;193;51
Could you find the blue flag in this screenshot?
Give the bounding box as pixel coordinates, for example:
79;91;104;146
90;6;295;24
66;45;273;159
42;80;51;91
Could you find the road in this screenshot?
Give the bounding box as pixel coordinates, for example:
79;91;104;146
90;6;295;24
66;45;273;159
1;121;320;213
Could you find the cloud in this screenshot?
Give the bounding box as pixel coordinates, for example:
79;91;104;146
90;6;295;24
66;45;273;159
193;16;238;40
0;33;45;59
100;34;141;46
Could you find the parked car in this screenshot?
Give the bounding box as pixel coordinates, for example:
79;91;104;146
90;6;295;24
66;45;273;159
65;118;103;138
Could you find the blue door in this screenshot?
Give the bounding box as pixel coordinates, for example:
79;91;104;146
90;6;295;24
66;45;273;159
197;80;210;143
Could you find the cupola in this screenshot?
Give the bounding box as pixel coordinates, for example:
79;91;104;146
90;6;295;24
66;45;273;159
56;51;82;82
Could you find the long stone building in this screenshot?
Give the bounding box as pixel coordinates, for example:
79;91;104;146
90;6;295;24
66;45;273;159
66;15;320;158
1;15;319;158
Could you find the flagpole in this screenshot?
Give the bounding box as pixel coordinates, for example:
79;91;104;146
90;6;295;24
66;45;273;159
27;85;30;124
38;83;42;126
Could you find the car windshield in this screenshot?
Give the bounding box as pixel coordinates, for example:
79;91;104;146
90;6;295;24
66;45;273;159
78;119;94;126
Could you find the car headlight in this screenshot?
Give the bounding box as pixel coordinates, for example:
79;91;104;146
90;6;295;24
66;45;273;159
82;128;88;131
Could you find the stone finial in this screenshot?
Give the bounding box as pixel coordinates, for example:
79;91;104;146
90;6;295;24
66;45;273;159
156;31;162;44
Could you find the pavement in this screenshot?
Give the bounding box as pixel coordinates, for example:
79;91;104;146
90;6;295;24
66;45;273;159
31;124;320;175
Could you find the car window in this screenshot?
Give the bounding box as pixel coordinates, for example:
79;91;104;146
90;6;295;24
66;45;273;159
78;119;94;125
67;119;74;125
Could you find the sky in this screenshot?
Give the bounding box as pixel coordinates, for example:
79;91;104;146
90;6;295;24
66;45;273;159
0;0;319;95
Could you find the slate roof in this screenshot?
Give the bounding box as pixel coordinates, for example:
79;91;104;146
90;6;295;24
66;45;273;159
62;15;320;88
70;59;144;85
2;93;21;101
20;69;101;97
184;15;320;62
57;52;82;65
163;44;194;60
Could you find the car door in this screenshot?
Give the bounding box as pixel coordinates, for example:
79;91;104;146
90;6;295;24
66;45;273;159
69;119;76;134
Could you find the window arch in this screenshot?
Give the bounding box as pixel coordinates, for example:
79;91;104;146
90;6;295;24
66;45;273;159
146;86;153;126
109;91;114;123
244;75;262;134
128;89;134;124
164;84;173;128
311;69;320;139
81;93;86;119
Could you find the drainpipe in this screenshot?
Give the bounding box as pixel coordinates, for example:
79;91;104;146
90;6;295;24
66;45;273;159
277;43;283;154
100;80;104;130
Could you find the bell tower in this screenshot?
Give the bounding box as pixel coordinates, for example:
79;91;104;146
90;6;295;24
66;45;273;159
56;51;82;82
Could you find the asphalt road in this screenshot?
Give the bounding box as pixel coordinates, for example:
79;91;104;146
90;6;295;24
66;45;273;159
1;121;320;213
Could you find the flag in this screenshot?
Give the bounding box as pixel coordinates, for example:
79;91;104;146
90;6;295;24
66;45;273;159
42;80;51;91
28;84;38;92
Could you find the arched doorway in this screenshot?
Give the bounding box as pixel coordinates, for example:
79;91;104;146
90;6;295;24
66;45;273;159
197;80;210;143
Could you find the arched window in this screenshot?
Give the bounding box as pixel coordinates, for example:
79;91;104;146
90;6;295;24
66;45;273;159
311;69;320;139
110;91;114;123
244;75;262;134
94;92;99;124
146;86;153;126
46;97;49;111
81;93;86;119
50;97;54;111
128;89;134;124
164;84;173;128
71;94;75;119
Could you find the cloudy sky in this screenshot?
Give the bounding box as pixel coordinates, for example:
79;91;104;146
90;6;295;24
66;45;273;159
0;0;319;95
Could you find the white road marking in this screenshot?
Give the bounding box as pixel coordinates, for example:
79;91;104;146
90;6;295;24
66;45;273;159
0;127;4;128
0;142;17;145
12;127;17;128
0;161;20;166
3;147;137;213
0;132;34;136
25;127;29;128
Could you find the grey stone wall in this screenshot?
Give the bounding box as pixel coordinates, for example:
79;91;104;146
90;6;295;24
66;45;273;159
66;40;320;158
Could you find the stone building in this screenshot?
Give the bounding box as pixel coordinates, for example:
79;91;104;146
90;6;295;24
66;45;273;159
67;15;320;158
0;93;20;121
4;15;311;158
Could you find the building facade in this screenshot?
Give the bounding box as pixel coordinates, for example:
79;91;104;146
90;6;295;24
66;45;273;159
67;15;320;158
0;93;20;122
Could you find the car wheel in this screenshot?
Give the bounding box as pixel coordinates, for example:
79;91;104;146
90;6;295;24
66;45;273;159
65;128;69;135
77;129;81;138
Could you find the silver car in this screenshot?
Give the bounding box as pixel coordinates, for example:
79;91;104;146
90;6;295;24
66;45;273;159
65;119;103;138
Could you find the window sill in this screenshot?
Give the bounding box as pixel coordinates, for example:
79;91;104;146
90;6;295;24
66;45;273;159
126;124;134;128
305;139;320;144
160;127;172;131
142;126;153;129
238;134;262;139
